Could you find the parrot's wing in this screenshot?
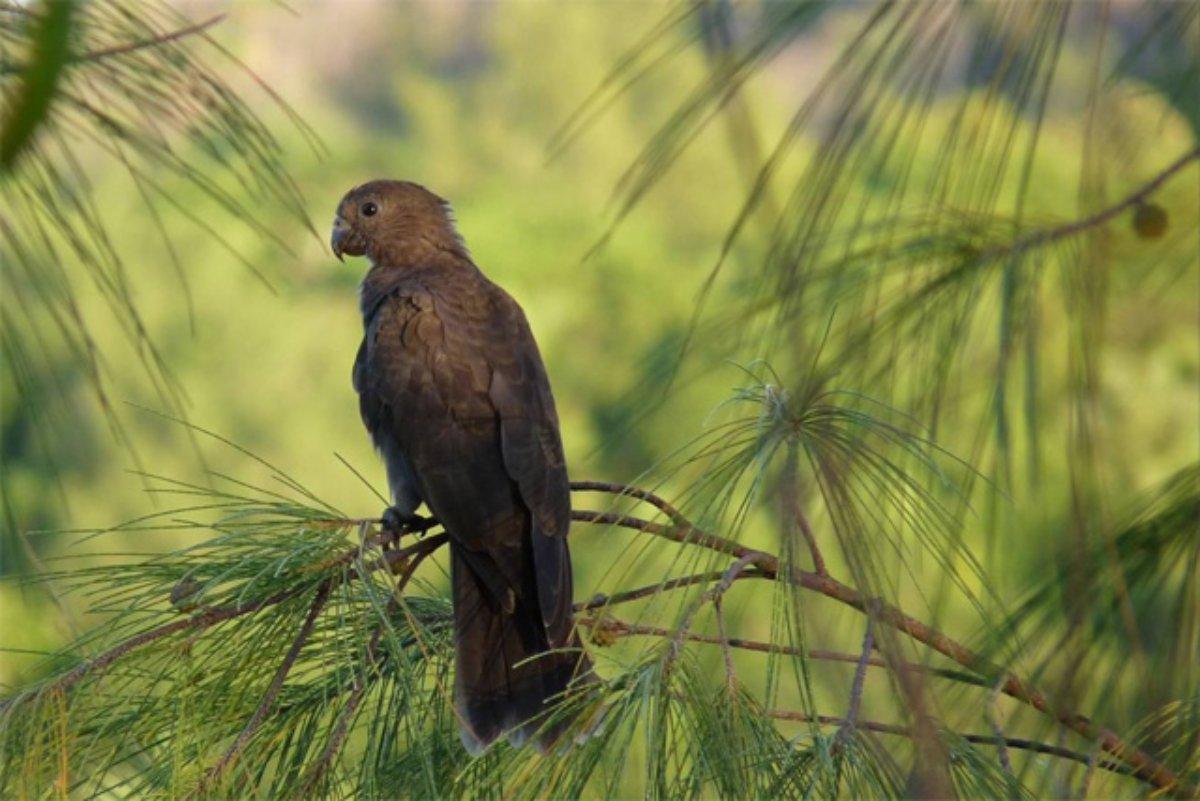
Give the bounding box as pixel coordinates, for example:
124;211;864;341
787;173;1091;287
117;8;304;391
485;293;574;647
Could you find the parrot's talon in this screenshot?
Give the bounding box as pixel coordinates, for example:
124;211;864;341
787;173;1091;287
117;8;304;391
381;507;433;545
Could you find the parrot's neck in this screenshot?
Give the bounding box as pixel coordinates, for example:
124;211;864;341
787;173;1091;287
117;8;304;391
359;252;480;324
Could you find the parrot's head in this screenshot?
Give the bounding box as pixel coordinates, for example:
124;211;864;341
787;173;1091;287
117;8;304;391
331;180;459;264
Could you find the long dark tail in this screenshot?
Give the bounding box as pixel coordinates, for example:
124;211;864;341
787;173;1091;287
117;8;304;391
450;546;592;755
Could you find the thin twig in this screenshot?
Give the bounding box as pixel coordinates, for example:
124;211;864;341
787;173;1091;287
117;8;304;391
843;609;876;733
192;579;332;796
76;15;227;63
575;568;771;610
782;443;828;575
577;616;983;687
766;711;1133;777
712;596;737;691
997;146;1199;255
569;480;689;526
987;677;1013;775
791;505;828;576
666;551;771;672
570;510;752;561
299;626;384;797
710;551;773;598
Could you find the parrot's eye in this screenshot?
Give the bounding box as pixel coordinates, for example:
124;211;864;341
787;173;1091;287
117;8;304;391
361;202;378;217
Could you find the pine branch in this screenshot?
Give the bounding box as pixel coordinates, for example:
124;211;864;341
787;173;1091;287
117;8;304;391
299;620;386;796
0;585;304;715
571;480;689;526
0;533;441;716
576;568;772;610
838;610;876;742
4;482;1188;794
996;145;1200;256
572;483;1190;794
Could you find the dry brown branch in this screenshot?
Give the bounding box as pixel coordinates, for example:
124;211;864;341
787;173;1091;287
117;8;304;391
570;480;689;526
575;568;772;611
663;551;772;675
568;509;753;561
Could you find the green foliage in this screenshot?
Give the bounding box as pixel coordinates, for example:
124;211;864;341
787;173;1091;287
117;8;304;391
0;0;72;169
1;0;1197;798
3;407;1190;798
0;0;316;574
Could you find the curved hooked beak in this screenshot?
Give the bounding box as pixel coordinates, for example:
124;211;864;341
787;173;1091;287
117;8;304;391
330;216;350;262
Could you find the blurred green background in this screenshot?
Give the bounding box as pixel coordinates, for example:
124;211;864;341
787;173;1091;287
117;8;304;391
1;3;1197;793
1;0;782;679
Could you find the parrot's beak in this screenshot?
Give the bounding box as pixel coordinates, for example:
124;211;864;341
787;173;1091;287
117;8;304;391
331;216;350;262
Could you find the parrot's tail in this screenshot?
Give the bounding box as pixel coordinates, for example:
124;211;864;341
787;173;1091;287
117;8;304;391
450;546;594;756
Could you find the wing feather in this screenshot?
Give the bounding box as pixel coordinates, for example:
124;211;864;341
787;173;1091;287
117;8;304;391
486;299;574;646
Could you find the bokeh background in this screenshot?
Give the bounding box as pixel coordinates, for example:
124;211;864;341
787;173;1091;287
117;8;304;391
2;2;1197;795
2;0;817;672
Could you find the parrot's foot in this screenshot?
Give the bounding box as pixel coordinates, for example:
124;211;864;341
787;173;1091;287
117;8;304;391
380;507;434;547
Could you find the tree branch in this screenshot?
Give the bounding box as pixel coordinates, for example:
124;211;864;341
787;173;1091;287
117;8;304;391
0;585;305;715
765;711;1134;778
576;616;984;688
575;568;772;611
839;608;876;739
571;488;1187;793
996;146;1199;254
570;480;689;526
0;535;441;715
5;480;1186;794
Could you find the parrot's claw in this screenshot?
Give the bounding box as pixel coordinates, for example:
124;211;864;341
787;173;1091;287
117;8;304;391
381;507;433;546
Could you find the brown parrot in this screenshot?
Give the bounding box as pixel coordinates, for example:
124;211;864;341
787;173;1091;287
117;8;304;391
331;180;591;754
